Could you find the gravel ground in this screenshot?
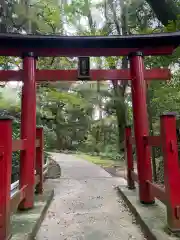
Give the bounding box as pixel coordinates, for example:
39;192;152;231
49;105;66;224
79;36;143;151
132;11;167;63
36;153;146;240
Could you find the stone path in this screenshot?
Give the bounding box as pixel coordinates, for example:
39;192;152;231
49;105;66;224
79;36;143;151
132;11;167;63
36;153;146;240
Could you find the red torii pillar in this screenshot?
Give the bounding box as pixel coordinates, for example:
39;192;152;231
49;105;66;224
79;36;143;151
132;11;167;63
129;52;154;204
19;53;36;209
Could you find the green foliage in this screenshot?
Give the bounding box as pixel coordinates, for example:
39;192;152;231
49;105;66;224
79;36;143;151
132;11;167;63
77;153;119;168
99;145;123;161
1;0;180;184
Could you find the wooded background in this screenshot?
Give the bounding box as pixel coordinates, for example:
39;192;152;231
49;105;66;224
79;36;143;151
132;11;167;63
0;0;180;184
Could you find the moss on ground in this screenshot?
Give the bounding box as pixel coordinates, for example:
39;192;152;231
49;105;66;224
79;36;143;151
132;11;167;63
77;153;124;168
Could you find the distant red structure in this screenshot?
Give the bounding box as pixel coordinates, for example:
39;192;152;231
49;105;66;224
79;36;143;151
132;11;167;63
0;32;179;239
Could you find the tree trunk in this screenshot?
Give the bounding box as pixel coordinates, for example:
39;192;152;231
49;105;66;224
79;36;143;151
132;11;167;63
112;79;126;152
107;0;129;153
146;0;180;26
96;81;101;147
96;58;104;150
25;0;32;33
0;0;7;32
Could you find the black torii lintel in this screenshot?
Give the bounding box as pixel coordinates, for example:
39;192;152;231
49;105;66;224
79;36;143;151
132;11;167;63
0;32;179;57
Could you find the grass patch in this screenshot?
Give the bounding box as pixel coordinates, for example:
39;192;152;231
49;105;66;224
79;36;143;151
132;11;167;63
77;153;123;168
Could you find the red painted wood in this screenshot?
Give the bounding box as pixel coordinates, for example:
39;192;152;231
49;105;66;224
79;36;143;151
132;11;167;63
125;127;135;189
0;68;171;82
0;119;12;240
35;128;44;194
130;53;154;204
147;181;166;204
161;114;180;231
19;56;36;210
145;68;171;81
143;136;161;147
36;68;171;81
0;46;174;57
12;139;27;151
12;139;39;152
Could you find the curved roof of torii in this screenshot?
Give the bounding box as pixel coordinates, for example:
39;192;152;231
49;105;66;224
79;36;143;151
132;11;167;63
0;31;179;57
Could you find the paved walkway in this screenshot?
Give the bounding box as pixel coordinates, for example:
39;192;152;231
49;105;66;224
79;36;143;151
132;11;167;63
36;153;145;240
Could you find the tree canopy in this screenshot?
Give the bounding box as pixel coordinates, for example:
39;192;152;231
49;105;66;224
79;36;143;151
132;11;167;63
0;0;180;183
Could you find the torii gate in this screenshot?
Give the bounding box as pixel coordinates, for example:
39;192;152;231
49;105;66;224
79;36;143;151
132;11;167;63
0;32;179;239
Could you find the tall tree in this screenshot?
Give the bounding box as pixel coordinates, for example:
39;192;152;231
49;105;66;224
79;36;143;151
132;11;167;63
146;0;180;26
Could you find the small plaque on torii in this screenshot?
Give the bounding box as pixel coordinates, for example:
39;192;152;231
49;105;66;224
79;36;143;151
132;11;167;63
78;57;90;80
